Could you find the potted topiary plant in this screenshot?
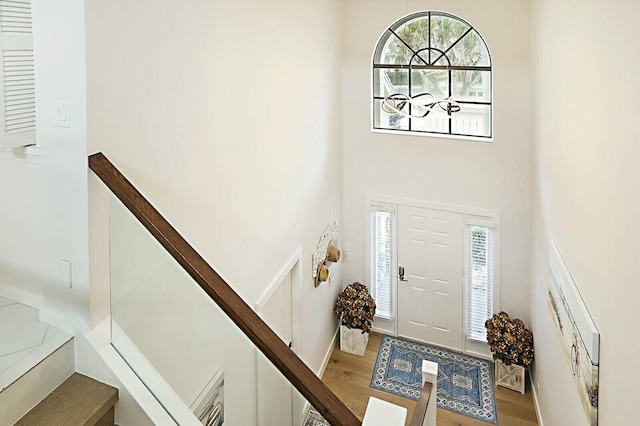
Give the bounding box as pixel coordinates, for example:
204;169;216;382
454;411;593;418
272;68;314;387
335;282;376;356
485;311;534;393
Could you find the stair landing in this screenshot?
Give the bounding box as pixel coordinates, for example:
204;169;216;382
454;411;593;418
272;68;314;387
0;296;72;391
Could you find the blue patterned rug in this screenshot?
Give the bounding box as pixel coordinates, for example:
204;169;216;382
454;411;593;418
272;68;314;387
370;335;498;424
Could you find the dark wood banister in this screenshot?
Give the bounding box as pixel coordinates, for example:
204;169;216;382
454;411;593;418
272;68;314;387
88;152;361;426
408;382;433;426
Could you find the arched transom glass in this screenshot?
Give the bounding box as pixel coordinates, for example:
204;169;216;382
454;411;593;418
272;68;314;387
372;11;492;139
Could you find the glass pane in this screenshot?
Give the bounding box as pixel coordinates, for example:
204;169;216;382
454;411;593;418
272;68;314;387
374;98;409;130
452;70;491;102
373;69;409;97
468;226;493;341
451;104;491;137
375;32;411;65
109;195;314;425
450;30;490;67
410;69;448;98
410;110;450;134
428;49;450;67
371;211;392;319
256;350;308;426
392;16;430;56
430;14;470;54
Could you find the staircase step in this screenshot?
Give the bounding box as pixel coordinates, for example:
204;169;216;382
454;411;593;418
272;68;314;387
0;298;73;393
15;373;119;426
0;336;75;425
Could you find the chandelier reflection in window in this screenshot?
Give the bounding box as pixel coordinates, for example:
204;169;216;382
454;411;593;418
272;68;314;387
381;92;461;119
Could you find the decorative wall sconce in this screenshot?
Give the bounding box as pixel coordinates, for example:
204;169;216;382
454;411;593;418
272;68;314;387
313;222;339;287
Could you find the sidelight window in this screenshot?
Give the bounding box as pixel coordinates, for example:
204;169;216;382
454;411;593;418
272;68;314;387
370;205;394;320
466;224;494;342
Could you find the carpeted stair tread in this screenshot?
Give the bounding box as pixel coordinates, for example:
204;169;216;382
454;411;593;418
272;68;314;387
15;372;118;426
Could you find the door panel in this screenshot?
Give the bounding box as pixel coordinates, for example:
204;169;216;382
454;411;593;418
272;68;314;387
406;284;427;328
397;206;463;351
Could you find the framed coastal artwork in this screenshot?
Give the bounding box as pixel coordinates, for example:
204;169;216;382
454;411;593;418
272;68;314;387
191;369;224;426
548;241;599;425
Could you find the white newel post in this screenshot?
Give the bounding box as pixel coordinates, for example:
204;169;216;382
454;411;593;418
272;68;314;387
422;360;438;426
362;397;407;426
361;360;438;426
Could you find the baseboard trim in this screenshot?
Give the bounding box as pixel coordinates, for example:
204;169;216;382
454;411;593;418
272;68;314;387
0;283;43;309
317;325;339;379
528;367;544;426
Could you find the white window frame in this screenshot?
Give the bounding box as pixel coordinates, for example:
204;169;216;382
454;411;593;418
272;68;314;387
365;194;500;357
370;11;493;141
365;200;397;336
463;215;500;359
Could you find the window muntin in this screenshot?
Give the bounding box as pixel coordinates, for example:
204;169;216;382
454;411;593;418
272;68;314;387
372;11;492;139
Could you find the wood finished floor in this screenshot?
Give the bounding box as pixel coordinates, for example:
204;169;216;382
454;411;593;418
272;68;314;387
321;332;539;426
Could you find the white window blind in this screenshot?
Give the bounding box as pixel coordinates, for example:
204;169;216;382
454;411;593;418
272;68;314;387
467;225;494;342
0;0;35;149
370;206;393;320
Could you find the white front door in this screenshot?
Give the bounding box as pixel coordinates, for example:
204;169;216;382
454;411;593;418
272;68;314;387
397;205;464;351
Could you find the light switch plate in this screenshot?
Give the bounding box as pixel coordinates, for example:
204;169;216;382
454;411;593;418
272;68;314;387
52;102;71;127
58;259;72;288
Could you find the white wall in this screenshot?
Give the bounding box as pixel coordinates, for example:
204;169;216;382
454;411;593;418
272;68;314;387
33;0;90;327
3;3;151;424
0;0;92;324
0;152;46;305
341;0;532;322
85;0;344;423
530;1;640;424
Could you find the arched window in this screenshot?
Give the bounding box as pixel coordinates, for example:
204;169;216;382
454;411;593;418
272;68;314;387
372;11;492;139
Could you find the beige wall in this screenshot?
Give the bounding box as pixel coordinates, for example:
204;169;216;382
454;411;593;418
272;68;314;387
15;0;640;424
530;1;640;424
341;0;533;322
86;0;344;423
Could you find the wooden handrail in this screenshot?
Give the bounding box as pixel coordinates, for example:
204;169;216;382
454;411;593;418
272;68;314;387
89;152;360;426
408;382;433;426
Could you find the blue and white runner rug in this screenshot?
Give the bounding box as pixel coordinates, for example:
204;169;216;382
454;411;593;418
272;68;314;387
370;335;498;424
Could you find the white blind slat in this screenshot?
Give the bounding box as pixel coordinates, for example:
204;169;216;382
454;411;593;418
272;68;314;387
371;210;393;319
0;0;34;149
467;225;494;342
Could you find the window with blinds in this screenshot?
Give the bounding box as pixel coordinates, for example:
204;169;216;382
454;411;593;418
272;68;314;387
467;225;494;342
0;0;35;149
370;208;393;319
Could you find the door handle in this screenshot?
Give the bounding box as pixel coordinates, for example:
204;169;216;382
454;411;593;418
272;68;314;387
399;266;409;282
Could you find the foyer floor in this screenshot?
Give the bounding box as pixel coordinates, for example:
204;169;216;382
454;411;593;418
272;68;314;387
321;332;539;426
0;296;71;392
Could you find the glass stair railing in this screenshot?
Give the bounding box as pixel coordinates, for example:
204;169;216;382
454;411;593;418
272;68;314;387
89;153;360;426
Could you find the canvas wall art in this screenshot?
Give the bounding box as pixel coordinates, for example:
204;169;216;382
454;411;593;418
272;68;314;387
548;241;599;425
